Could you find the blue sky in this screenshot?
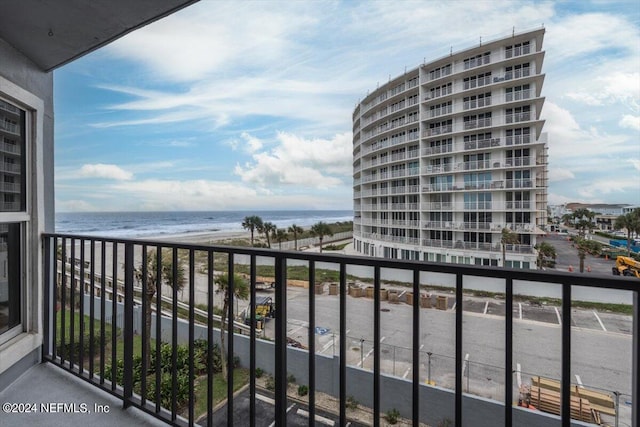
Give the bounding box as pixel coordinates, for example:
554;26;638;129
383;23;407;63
54;0;640;212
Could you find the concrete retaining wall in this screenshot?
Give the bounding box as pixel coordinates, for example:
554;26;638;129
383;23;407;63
83;295;588;426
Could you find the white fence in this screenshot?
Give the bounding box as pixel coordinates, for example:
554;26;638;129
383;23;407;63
277;231;353;251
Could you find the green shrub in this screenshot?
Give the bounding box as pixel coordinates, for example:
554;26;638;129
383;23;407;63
346;396;358;410
297;385;308;396
255;368;264;378
287;373;296;384
265;375;275;391
385;408;400;424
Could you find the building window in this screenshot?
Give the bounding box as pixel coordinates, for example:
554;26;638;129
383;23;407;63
428;64;452;80
463;52;491;70
0;95;28;343
506;127;531;145
506;41;531;58
0;223;21;336
0;99;26;212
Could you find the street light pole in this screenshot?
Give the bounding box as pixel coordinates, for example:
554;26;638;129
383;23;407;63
427;352;433;384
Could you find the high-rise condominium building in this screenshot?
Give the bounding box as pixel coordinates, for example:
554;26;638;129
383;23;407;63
352;28;548;269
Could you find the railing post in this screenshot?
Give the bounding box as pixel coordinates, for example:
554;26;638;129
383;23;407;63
505;277;513;427
249;254;257;427
308;261;316;427
412;268;420;425
561;283;571;427
455;273;463;427
373;266;381;427
633;291;638;427
227;253;235;427
339;263;347;427
123;242;134;408
42;236;51;360
274;256;288;426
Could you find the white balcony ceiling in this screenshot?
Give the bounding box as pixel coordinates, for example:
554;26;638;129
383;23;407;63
0;0;199;71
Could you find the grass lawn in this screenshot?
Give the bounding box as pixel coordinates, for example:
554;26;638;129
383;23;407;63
55;308;250;420
192;368;250;419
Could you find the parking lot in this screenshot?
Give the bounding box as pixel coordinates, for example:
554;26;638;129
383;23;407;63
238;234;634;425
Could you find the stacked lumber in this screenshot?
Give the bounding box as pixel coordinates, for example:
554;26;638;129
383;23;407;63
531;377;615;416
529;385;594;423
575;388;615;417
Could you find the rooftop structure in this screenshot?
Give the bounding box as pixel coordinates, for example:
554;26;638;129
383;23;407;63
352;28;548;269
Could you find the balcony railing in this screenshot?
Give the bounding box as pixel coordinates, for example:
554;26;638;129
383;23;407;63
41;233;638;427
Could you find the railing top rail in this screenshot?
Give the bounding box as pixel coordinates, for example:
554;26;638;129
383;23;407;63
44;232;638;292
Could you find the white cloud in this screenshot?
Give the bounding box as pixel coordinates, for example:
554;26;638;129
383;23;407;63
56;199;98;212
546;13;640;60
56;1;640;210
576;178;640;199
619;115;640;131
241;132;263;153
234;132;352;189
78;164;133;180
102;179;350;211
548;168;575;182
106;2;317;82
542;102;631;164
566;72;640;109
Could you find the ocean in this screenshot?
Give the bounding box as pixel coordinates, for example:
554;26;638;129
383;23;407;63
55;210;353;238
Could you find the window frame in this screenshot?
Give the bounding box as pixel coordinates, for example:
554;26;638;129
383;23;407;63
0;75;45;356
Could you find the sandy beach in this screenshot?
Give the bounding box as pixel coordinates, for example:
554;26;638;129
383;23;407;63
146;229;252;246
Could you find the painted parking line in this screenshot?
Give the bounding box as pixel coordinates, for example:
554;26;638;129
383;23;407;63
519;303;522;320
256;393;275;405
402;367;411;379
516;363;522;388
593;310;607;332
451;302;456;311
554;307;562;325
357;336;386;367
296;409;335;426
288;325;306;336
575;374;584;388
268;404;297;427
483;301;489;315
320;338;335;354
393;345;423;377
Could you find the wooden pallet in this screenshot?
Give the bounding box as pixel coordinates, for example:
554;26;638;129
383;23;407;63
529;385;594;423
531;376;615;415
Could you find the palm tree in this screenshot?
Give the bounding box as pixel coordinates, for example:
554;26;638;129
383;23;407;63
501;228;519;267
574;238;589;273
534;241;557;269
273;228;288;249
134;248;186;371
570;208;596;236
215;272;249;381
288;224;304;250
262;221;276;248
614;209;640;256
310;221;333;253
242;215;263;246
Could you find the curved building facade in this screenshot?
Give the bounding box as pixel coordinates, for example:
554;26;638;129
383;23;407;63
352;28;547;269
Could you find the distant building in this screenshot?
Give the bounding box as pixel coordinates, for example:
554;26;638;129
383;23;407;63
562;203;635;231
566;203;630;217
352;27;548;269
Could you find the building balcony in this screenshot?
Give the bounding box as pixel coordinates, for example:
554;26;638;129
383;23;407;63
0;141;21;155
7;233;632;427
0;120;20;135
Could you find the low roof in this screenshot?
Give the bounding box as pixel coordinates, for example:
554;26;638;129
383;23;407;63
0;0;199;71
